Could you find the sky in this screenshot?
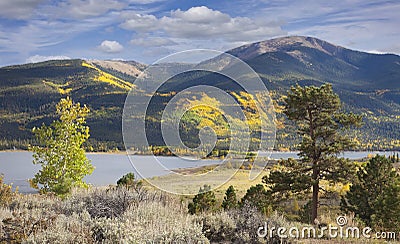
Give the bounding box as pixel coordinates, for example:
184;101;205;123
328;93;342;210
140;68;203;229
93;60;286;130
0;0;399;67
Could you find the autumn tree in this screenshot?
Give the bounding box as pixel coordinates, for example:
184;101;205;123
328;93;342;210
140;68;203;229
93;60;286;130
30;97;94;196
222;185;238;210
263;84;362;222
341;155;400;231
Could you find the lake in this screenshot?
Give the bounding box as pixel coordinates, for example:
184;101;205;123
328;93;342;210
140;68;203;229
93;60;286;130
0;151;398;193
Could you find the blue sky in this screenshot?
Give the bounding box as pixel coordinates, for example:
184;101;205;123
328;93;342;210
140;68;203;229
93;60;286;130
0;0;399;66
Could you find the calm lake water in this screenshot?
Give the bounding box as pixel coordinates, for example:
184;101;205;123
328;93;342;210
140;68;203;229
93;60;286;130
0;151;398;193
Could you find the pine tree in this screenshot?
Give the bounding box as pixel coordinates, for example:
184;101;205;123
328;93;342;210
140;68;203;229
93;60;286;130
188;184;217;214
29;97;93;197
240;184;271;214
263;84;362;222
222;185;238;210
341;155;400;230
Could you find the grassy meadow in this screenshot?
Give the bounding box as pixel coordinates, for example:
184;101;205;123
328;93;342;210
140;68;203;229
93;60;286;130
0;175;381;243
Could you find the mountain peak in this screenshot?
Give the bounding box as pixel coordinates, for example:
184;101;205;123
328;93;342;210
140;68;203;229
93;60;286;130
228;36;344;60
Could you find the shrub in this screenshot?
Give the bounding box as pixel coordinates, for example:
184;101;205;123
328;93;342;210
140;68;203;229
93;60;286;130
0;175;15;207
0;186;211;243
1;208;57;243
262;211;305;243
298;200;312;223
26;212;94;243
92;201;208;243
229;202;266;243
61;187;137;219
197;211;236;242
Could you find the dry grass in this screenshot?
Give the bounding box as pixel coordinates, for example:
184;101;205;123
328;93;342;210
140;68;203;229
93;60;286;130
0;186;394;243
0;164;396;243
0;187;208;243
148;164;269;199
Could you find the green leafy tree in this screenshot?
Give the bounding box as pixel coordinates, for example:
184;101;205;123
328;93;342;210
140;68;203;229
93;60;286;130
240;184;271;214
263;84;362;222
29;97;94;196
222;185;238;210
341;155;400;231
188;184;217;214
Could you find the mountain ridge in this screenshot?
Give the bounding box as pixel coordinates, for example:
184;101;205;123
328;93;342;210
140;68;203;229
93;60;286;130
0;36;399;151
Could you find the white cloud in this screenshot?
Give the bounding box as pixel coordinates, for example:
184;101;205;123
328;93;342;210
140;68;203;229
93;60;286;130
170;6;231;24
0;0;45;19
127;0;167;3
55;0;126;19
26;55;71;63
98;40;124;53
40;0;166;20
0;0;167;20
120;13;159;31
120;6;285;42
1;0;399;66
256;0;400;54
0;16;119;55
130;37;177;47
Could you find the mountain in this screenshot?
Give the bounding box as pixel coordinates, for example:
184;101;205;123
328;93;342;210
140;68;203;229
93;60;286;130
230;36;400;90
157;36;400;150
0;59;144;150
167;36;399;95
0;36;399;151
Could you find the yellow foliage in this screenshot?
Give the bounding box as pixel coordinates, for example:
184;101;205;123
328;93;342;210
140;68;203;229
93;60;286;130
42;80;72;95
341;183;351;193
82;61;133;90
198;118;215;127
58;87;72;95
187;94;221;108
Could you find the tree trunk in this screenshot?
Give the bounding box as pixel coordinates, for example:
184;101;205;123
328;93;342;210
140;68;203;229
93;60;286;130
311;167;319;223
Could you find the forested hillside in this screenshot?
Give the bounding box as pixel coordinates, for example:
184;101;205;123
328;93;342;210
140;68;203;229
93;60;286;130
0;36;399;151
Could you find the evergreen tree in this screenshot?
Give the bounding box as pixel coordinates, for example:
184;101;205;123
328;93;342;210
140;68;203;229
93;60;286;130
222;185;238;210
341;155;400;230
29;97;93;196
188;184;217;214
263;84;362;222
117;172;141;188
240;184;271;214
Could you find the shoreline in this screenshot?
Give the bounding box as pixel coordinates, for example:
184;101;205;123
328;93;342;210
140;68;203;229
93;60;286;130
1;149;399;154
